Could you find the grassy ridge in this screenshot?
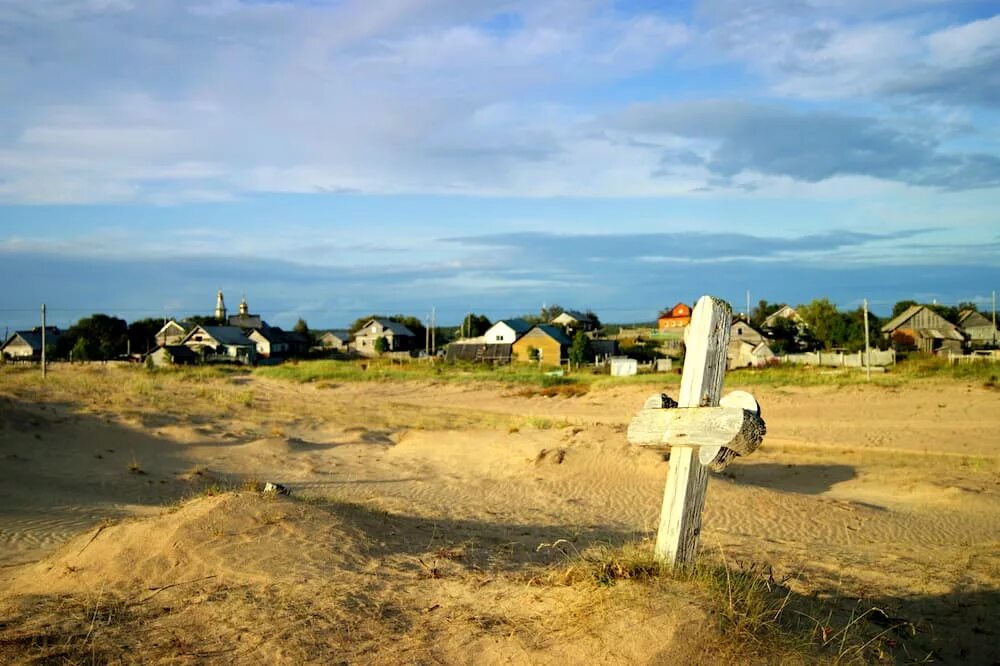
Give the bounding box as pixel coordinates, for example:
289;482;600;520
254;356;1000;390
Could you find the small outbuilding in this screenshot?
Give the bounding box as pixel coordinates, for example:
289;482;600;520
146;345;198;367
317;330;351;351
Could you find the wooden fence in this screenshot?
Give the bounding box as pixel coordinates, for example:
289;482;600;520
780;349;896;368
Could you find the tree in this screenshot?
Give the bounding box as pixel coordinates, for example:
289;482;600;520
539;304;564;323
373;336;389;355
128;318;164;355
763;317;800;354
460;313;492;338
293;318;310;335
751;300;782;329
184;315;220;327
57;314;128;361
71;337;91;362
890;300;919;319
568;331;592;366
797;298;843;350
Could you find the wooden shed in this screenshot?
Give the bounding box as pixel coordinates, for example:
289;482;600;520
512;325;571;367
881;305;964;354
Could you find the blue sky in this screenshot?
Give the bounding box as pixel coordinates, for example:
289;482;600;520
1;0;999;330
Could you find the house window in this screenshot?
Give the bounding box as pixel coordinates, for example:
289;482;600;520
737;327;743;335
497;335;503;341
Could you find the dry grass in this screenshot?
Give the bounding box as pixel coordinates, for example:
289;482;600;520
537;540;915;664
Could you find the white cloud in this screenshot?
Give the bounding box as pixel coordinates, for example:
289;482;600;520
0;1;996;203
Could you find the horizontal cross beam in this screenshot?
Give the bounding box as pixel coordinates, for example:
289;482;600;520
626;405;765;457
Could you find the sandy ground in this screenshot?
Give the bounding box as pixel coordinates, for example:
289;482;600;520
0;366;998;663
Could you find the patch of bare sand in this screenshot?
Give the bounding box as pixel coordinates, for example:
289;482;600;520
1;367;998;662
1;492;716;664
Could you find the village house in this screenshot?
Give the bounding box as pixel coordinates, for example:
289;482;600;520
146;345;198;367
484;318;532;344
1;327;60;361
958;309;998;347
153;320;189;346
730;319;766;345
762;305;806;330
352;318;416;356
880;305;965;354
512;325;571;367
728;340;776;369
657;303;691;331
180;325;257;364
316;330;351;351
247;326;290;359
551;310;599;334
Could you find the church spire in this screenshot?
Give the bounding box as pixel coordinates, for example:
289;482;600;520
215;290;227;322
239;293;249;316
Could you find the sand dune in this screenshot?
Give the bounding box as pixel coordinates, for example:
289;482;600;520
0;367;998;662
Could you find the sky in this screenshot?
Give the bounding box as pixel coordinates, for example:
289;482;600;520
1;0;999;330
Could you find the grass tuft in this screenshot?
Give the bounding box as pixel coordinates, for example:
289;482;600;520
540;540;910;664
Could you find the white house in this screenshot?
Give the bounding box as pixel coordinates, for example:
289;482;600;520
484;318;533;344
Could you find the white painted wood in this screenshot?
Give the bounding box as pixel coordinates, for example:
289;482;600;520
627;405;765;457
654;295;732;567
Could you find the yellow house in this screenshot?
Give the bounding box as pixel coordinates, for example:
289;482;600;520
512;325;571;367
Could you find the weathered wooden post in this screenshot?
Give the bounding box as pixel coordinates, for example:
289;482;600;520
627;295;766;567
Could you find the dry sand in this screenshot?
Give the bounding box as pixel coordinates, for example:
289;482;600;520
0;366;998;663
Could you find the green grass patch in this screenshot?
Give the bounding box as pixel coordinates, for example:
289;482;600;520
256;359;601;388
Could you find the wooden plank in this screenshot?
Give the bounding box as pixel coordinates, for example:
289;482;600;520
654;295;732;566
627;405;765;457
700;390;762;468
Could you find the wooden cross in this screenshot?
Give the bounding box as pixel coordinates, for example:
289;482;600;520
627;295;767;567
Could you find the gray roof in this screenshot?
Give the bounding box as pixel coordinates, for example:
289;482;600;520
320;329;351;340
880;305;924;333
558;309;595;322
365;318;415;337
194;325;254;346
2;328;60;351
958;310;993;328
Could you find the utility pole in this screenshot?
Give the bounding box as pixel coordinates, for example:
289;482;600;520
993;290;997;346
41;304;47;379
431;306;436;355
863;299;871;381
746;290;751;320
